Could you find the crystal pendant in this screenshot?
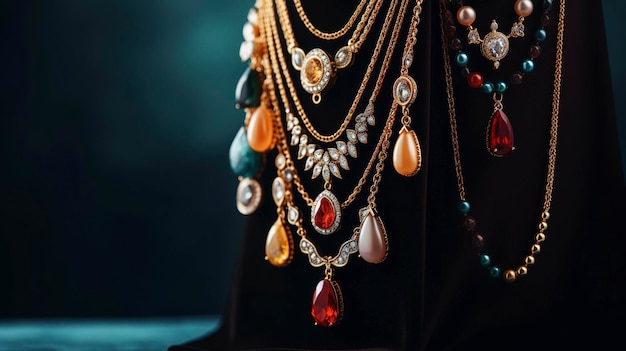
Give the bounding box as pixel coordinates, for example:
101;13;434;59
265;218;293;267
247;105;274;153
235;67;262;109
392;126;422;176
311;279;343;327
236;177;262;215
311;190;342;235
358;207;388;264
229;126;263;178
487;109;515;156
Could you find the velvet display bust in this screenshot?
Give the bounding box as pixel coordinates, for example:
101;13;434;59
170;1;626;350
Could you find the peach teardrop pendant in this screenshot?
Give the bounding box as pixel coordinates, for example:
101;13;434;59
392;126;422;176
265;218;293;267
246;104;274;152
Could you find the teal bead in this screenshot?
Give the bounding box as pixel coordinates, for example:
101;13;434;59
235;67;262;109
522;59;534;73
536;29;547;42
457;201;471;214
229;126;263;178
482;82;494;94
479;254;491;267
543;0;553;10
455;52;469;67
488;266;501;278
496;81;507;93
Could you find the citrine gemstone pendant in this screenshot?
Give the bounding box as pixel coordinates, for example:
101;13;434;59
265;217;293;267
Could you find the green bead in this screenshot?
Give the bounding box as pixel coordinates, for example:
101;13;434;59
229;126;263;178
457;201;470;214
235;67;262;109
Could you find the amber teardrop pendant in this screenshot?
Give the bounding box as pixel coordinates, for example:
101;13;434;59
311;279;343;327
265;218;293;267
247;104;274;153
392;126;422;176
487;109;515;156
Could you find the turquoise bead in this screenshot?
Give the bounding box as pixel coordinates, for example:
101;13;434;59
482;82;494;94
536;29;547;42
496;82;507;93
544;0;553;10
488;266;501;278
457;201;470;214
479;254;491;267
229;126;263;178
455;52;469;67
522;59;534;73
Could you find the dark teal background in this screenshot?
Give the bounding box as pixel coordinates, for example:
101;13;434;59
1;1;623;319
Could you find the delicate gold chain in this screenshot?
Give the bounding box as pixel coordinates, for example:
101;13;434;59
439;0;565;282
291;0;370;40
275;0;389;143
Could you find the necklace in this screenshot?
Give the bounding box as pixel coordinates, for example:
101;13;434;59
277;0;385;103
292;0;370;40
439;0;565;282
443;0;554;157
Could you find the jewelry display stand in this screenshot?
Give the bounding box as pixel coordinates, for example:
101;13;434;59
169;1;625;350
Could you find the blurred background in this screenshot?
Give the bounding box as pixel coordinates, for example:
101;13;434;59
0;0;624;323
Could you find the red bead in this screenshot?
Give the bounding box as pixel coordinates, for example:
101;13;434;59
311;279;341;327
313;196;335;230
488;110;515;156
530;45;542;59
472;233;485;249
467;72;483;88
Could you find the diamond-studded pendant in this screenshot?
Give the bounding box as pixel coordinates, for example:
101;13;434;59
236;177;262;215
311;190;342;235
292;47;336;104
480;20;510;69
358;207;388;264
311;278;343;327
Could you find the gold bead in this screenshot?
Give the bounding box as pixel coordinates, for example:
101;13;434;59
535;232;546;242
541;211;550;220
538;221;548;231
504;269;517;282
525;255;535;265
531;244;541;254
517;266;528;276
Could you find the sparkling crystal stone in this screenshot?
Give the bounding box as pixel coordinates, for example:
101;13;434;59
334;46;353;69
235;67;262;109
358;210;388;264
311;279;342;327
265;218;292;267
236;178;261;215
392;126;421;176
312;191;341;234
229;126;262;178
272;177;285;206
488;110;515;156
247;105;274;152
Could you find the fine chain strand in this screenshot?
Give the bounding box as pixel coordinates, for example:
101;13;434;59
268;0;410;208
292;0;370;40
440;0;565;280
275;0;389;142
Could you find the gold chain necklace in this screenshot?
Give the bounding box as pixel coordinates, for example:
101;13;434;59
292;0;371;40
277;0;385;103
439;0;565;282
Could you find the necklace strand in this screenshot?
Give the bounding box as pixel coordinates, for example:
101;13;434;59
291;0;371;40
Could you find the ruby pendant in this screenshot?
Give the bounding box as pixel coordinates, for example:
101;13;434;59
487;109;515;156
311;190;341;235
311;279;343;327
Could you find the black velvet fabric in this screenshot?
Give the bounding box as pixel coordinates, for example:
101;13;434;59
170;1;626;350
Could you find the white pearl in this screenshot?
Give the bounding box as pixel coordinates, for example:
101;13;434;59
457;6;476;27
515;0;534;17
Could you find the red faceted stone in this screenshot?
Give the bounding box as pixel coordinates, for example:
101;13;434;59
311;279;341;327
313;196;335;229
488;110;515;156
467;72;483;89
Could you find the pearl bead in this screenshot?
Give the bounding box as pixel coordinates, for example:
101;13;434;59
457;6;476;27
515;0;533;17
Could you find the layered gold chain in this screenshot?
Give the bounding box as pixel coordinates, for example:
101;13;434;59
291;0;371;40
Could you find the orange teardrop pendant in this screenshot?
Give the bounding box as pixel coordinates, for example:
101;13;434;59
265;218;293;267
247;105;274;152
392;126;422;176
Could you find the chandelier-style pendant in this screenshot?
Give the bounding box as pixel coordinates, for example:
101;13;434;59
311;190;342;235
311;278;343;327
357;207;388;264
487;109;515;156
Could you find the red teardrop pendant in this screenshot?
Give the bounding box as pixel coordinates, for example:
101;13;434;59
311;190;341;235
311;279;343;327
487;109;515;156
314;197;335;229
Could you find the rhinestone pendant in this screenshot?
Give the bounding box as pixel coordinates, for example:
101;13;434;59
311;278;343;327
480;20;510;69
236;178;262;215
292;47;336;104
487;109;515;156
311;190;342;235
358;207;388;264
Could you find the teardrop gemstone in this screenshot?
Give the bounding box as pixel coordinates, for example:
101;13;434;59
392;126;422;176
311;190;341;234
229;126;262;178
235;67;262;109
247;105;274;153
265;218;292;267
311;279;343;327
487;109;515;156
358;210;388;264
